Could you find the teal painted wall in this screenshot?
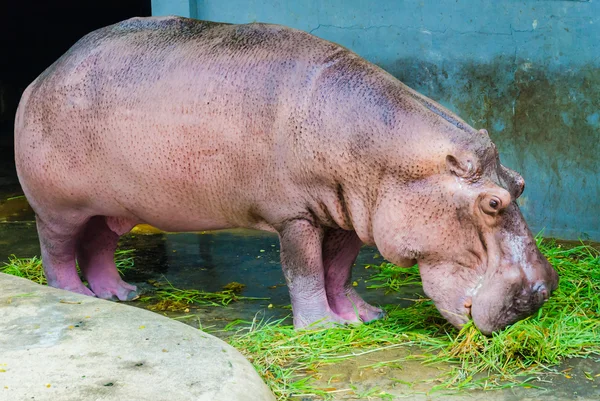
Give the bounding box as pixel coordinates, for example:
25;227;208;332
151;0;600;241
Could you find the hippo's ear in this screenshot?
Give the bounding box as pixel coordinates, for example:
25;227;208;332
446;153;480;179
499;165;526;199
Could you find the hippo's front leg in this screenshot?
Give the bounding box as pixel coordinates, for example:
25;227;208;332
278;219;358;328
323;229;386;322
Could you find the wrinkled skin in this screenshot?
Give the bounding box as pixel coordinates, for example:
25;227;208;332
14;16;558;334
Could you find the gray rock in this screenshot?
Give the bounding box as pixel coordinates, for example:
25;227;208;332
0;273;276;401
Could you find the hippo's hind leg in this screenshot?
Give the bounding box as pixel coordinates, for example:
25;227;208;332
323;229;385;323
36;214;94;296
279;219;359;329
76;216;137;301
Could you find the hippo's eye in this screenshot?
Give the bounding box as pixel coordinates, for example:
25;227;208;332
481;193;508;216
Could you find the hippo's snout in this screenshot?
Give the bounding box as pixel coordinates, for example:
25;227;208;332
530;258;559;301
514;281;551;314
471;252;558;336
522;251;559;307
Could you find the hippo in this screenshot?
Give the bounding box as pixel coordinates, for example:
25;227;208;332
14;16;558;334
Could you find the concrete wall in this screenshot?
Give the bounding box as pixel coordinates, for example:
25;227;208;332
151;0;600;241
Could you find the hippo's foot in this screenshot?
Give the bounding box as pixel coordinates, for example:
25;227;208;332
293;307;361;330
327;288;386;323
70;284;96;298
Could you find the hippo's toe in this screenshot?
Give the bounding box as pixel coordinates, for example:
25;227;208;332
88;279;138;302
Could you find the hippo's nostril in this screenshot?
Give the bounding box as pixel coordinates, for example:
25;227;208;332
532;282;549;301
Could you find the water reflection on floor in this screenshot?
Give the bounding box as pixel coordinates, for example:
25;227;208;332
0;215;416;335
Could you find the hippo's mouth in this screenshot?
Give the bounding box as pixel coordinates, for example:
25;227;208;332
470;286;553;335
464;297;473;319
419;256;554;335
418;261;483;331
432;296;474;331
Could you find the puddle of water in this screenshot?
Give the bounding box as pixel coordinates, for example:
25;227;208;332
311;347;448;399
0;218;414;333
0;221;41;259
0;196;35;222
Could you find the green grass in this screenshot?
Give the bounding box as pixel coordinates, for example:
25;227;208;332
0;249;136;285
225;239;600;400
1;255;46;284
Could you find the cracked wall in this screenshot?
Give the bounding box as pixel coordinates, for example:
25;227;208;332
152;0;600;240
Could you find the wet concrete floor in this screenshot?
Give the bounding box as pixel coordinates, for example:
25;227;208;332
1;180;600;399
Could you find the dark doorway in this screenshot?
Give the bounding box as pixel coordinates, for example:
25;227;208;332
0;0;152;192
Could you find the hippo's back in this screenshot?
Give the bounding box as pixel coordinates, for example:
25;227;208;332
25;16;328;85
14;16;367;231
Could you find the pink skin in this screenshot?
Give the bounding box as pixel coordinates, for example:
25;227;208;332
278;220;353;328
77;216;137;301
35;214;95;297
323;229;385;322
15;16;557;332
34;213;137;301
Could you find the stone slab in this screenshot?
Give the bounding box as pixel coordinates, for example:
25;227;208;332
0;273;276;401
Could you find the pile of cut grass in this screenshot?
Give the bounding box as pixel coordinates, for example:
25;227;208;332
0;249;136;285
226;239;600;400
139;278;268;308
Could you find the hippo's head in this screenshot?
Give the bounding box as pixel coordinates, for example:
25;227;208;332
372;128;558;335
